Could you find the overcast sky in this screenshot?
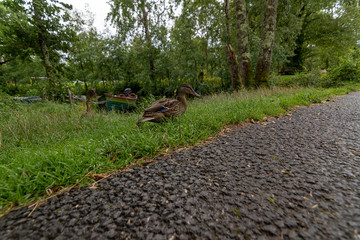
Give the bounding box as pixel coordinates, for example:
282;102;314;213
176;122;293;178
61;0;114;33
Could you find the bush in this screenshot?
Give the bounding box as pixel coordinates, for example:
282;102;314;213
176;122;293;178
272;71;322;88
0;91;19;115
273;50;360;88
327;57;360;84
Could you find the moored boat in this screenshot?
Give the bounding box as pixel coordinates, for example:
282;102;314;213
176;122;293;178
104;92;137;111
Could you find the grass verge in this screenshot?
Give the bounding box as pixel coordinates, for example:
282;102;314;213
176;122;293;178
0;84;359;214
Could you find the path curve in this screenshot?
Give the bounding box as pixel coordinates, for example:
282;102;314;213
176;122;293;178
1;92;360;240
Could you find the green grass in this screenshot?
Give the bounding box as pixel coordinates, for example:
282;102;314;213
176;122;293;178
0;84;359;213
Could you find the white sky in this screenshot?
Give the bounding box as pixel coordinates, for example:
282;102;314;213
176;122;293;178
61;0;114;33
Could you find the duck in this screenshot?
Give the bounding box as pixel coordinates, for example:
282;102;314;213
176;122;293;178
137;84;200;125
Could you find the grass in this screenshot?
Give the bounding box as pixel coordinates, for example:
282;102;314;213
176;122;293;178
0;84;359;213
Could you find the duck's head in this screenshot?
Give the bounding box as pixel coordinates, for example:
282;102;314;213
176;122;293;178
179;84;200;97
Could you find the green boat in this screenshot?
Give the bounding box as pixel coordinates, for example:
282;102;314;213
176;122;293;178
105;93;137;111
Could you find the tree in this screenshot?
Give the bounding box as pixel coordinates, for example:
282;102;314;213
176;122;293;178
0;2;35;65
254;0;278;87
235;0;254;87
235;0;279;88
0;56;46;95
225;0;241;90
1;0;76;98
283;0;338;71
304;3;360;69
108;0;174;88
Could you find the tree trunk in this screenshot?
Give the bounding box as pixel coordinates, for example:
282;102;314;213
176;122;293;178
67;87;73;109
235;0;253;88
290;29;305;71
102;77;106;88
204;42;209;73
254;0;278;88
33;0;56;89
226;45;241;90
325;57;329;69
0;59;13;65
140;1;156;85
286;4;307;72
225;0;241;90
80;60;88;92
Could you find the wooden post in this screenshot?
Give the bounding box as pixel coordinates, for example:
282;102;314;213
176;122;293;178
85;88;96;116
86;100;92;116
67;87;73;109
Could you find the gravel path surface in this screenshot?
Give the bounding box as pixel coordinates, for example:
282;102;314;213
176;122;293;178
1;92;360;240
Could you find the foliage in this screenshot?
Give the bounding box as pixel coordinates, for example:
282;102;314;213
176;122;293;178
0;56;46;95
0;91;18;113
271;72;322;88
1;1;360;97
0;0;78;99
284;0;360;71
326;50;360;83
273;50;360;88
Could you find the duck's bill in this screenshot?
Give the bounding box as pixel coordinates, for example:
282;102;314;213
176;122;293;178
192;91;201;97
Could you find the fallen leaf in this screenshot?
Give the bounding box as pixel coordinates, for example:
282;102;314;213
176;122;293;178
196;159;202;166
89;183;98;189
350;150;360;156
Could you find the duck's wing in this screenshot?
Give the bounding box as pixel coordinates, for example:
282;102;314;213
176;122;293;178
144;98;180;112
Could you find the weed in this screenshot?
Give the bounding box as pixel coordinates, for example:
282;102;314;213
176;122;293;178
232;208;242;218
268;197;276;205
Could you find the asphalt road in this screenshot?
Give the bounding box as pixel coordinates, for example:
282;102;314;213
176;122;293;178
1;91;360;240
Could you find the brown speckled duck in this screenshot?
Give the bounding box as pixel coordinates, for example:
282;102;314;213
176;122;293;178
137;84;200;125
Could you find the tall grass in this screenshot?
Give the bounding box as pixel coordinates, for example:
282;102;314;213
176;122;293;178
0;85;359;212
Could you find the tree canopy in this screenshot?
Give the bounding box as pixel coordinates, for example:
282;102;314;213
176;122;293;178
1;0;359;97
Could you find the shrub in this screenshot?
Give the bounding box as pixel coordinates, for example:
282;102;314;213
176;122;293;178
0;91;19;115
327;57;360;85
272;71;322;88
273;50;360;88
